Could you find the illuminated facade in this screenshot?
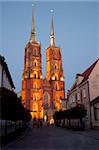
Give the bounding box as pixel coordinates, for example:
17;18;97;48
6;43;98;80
22;6;65;121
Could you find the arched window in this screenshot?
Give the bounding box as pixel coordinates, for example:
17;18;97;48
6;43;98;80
34;62;36;67
55;64;58;70
33;61;37;67
34;95;36;101
55;64;57;70
55;83;58;90
56;96;58;101
33;102;38;112
33;83;37;89
55;76;56;81
43;92;50;108
54;74;58;81
33;49;36;55
34;73;36;79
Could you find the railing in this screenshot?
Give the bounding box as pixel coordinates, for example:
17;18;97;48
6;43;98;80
0;119;28;137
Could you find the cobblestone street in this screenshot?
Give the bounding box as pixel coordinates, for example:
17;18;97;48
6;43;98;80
4;125;99;150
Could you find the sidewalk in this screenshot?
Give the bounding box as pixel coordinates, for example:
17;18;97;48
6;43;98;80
75;129;99;140
1;127;29;149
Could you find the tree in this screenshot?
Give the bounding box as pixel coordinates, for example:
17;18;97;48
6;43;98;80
0;87;31;122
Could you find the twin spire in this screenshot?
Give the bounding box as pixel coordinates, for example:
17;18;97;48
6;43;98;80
30;5;55;47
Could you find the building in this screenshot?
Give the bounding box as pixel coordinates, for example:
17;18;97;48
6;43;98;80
17;91;22;98
0;55;15;91
21;6;65;121
67;59;99;128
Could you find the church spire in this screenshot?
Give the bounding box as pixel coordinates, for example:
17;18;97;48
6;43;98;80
50;10;55;47
30;4;36;42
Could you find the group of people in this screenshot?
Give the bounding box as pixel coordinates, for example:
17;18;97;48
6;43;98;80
31;117;54;128
32;118;43;128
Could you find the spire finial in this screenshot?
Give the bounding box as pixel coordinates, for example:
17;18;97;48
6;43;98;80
50;9;55;47
30;3;36;42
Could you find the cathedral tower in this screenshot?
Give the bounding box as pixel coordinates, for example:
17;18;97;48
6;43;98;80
22;5;43;119
22;6;66;122
46;12;65;111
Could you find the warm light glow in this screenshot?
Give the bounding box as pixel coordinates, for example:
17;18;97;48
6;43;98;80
40;75;43;79
30;73;33;78
52;76;55;80
60;77;64;81
22;17;65;120
25;75;27;78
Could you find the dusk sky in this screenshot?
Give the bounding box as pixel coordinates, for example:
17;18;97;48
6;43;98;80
0;0;99;92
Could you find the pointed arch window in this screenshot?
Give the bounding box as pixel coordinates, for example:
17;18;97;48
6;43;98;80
55;76;58;81
34;62;36;67
33;83;37;89
34;95;36;101
43;92;50;108
34;73;36;79
55;83;58;90
54;64;58;70
55;64;57;70
56;96;58;101
33;102;38;112
33;72;38;79
33;49;36;56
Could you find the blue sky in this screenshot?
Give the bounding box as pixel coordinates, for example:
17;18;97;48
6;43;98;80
0;1;99;92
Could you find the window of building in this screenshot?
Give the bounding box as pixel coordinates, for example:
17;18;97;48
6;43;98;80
77;92;80;100
43;92;50;108
34;73;36;79
34;96;36;101
83;89;86;98
33;83;37;89
33;103;38;112
75;93;77;101
33;49;36;55
55;76;57;81
55;65;57;70
69;96;72;104
94;106;99;121
55;75;58;81
54;64;58;70
34;62;36;67
56;96;58;101
80;90;83;103
94;107;97;121
72;95;75;102
55;83;58;90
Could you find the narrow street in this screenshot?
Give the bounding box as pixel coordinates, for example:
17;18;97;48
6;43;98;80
4;125;99;150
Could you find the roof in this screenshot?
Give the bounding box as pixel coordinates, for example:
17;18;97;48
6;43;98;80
81;59;99;82
90;96;99;105
70;59;99;91
0;55;15;89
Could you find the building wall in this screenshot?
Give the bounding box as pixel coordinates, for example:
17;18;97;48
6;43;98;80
0;64;13;91
0;64;2;87
46;46;65;113
91;100;99;128
67;60;99;129
89;61;99;101
22;44;65;121
68;82;91;128
21;41;43;119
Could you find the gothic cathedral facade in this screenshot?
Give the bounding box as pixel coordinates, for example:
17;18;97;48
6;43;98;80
22;6;65;121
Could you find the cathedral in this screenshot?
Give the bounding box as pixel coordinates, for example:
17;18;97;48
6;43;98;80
22;6;65;122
